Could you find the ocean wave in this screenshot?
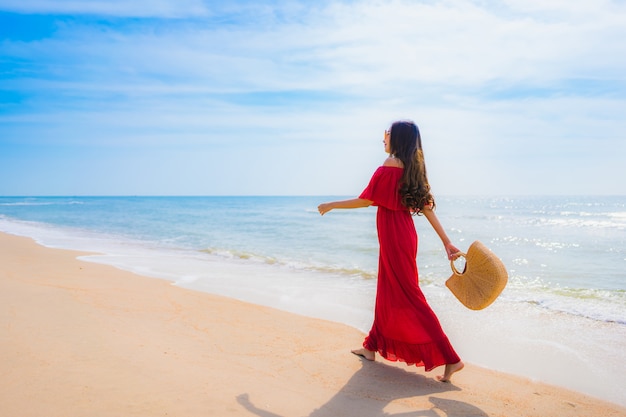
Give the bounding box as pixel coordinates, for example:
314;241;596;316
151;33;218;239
541;218;626;230
522;207;626;230
0;201;55;206
199;247;377;279
504;277;626;324
0;201;85;207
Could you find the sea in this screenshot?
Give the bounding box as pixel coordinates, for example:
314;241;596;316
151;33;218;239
0;195;624;406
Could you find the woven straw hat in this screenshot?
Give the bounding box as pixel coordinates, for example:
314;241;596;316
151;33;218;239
445;241;508;310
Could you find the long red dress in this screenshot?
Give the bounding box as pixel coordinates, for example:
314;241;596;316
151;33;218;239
359;166;460;371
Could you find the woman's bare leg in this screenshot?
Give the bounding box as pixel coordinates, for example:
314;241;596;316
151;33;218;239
437;361;464;382
351;347;375;361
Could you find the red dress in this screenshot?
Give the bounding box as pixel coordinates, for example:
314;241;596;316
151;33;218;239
359;166;460;371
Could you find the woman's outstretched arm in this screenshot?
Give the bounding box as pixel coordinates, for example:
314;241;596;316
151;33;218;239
318;198;373;216
422;207;461;260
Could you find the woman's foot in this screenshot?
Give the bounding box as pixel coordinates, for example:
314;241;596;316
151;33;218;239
436;361;464;382
351;348;375;361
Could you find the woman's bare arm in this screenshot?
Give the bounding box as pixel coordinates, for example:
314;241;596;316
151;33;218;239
318;198;373;216
422;207;461;260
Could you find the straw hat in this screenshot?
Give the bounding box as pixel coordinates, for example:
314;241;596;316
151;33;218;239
445;241;508;310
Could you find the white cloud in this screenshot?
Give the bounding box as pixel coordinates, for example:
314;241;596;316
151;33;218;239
1;0;625;195
5;0;625;92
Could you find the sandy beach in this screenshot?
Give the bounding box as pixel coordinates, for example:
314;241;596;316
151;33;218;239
1;231;624;417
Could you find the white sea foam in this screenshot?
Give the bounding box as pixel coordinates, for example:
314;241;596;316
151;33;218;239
0;200;84;206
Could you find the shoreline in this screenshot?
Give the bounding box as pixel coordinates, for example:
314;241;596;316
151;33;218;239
1;231;625;416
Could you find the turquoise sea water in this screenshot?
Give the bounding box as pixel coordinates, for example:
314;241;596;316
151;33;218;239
1;195;625;405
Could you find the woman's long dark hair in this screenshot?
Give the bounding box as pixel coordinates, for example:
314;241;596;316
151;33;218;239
388;121;435;214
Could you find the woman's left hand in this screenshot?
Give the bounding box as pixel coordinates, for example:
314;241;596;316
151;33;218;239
445;243;462;260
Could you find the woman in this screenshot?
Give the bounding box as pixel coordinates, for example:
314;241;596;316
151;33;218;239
318;120;464;382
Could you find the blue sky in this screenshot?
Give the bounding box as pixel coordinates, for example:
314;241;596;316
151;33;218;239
1;0;625;196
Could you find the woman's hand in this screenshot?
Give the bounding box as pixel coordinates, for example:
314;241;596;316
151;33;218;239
445;242;462;261
318;203;333;216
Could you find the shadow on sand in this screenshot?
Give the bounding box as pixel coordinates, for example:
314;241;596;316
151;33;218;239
237;359;489;417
